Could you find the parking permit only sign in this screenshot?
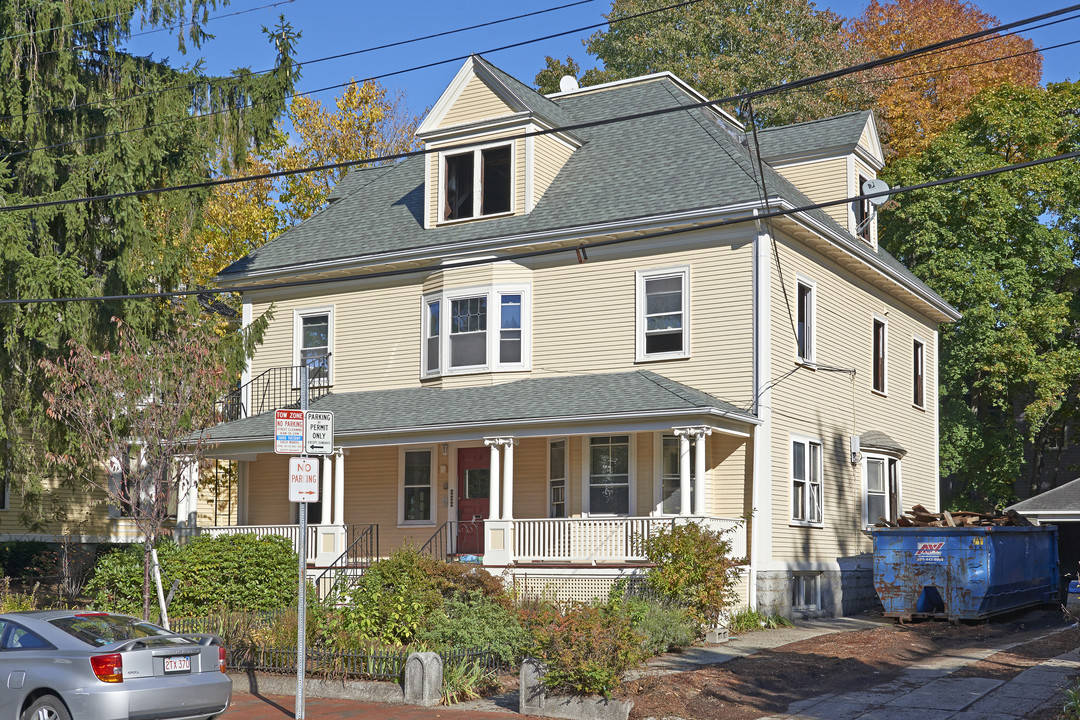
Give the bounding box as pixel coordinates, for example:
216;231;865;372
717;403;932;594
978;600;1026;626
274;409;305;455
304;411;334;456
288;457;320;503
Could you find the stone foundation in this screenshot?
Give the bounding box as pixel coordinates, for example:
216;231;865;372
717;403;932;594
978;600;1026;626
755;555;881;619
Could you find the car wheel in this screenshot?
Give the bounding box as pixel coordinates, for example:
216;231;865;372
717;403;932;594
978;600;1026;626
21;696;71;720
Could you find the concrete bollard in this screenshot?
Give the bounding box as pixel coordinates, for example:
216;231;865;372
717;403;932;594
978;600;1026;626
519;657;547;715
404;652;442;707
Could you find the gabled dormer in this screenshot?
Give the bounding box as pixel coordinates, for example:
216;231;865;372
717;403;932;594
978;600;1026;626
758;111;885;249
417;56;582;229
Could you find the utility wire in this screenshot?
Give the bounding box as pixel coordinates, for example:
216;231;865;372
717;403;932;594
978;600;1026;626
4;0;600;124
7;0;1073;161
4;2;1078;209
0;147;1075;305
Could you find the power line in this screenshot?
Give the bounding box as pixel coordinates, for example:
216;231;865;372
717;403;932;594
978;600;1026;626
4;2;1078;209
1;147;1075;305
7;0;1076;164
4;0;599;125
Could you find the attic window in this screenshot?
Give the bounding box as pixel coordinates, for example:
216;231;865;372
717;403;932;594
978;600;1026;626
442;143;512;221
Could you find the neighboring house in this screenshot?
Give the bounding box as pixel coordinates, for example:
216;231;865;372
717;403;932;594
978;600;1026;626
1010;478;1080;583
202;56;959;618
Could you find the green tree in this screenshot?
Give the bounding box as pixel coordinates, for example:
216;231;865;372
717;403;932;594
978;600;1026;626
537;0;870;126
879;81;1080;508
0;2;299;520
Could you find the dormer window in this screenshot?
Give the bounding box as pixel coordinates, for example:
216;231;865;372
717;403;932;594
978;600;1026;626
854;174;872;241
442;143;512;221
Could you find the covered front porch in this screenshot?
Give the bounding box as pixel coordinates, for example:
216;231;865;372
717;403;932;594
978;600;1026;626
199;370;758;595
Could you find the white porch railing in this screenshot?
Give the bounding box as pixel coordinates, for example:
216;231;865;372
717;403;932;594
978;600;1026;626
513;516;746;564
198;524;345;564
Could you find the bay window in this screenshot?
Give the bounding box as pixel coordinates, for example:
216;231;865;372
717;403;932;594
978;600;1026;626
422;285;530;377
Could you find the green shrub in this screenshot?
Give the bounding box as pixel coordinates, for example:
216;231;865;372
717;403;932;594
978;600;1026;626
640;521;742;627
416;591;528;665
634;597;698;655
428;561;508;606
725;606;794;633
86;534;298;618
0;541;53;577
527;599;646;697
335;547;443;645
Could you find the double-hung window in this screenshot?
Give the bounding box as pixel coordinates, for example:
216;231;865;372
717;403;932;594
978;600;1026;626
637;267;690;361
796;279;815;363
293;307;333;386
854;174;872;241
659;434;695;515
791;438;823;525
422;285;530;377
864;455;900;527
587;435;630;515
401;449;434;525
872;317;887;394
443;144;513;221
549;439;567;518
912;338;925;408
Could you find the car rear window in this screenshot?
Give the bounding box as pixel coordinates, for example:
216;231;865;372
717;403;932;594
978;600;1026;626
49;614;191;648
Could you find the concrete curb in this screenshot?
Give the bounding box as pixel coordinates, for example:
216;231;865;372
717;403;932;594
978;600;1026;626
228;672;405;705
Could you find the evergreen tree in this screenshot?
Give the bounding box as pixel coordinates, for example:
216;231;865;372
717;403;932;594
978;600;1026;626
0;1;299;526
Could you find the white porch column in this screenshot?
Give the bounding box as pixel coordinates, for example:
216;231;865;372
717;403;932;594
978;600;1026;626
333;448;345;526
693;427;711;516
502;439;516;520
676;430;692;516
485;438;502;520
320;455;333;525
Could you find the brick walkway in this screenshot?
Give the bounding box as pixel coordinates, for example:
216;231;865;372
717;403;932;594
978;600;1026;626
222;691;514;719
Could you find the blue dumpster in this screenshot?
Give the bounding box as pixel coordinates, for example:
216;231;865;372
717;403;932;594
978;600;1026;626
871;526;1059;621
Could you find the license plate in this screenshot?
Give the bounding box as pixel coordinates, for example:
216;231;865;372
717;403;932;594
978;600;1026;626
163;656;191;674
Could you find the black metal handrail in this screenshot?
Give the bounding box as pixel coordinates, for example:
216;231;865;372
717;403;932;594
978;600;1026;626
217;358;331;422
313;524;379;597
420;521;450;561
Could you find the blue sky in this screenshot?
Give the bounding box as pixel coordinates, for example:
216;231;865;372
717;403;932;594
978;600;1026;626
125;0;1077;120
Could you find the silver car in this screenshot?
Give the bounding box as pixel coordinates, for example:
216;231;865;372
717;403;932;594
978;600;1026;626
0;610;231;720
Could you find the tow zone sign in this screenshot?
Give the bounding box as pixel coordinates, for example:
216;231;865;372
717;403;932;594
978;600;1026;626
274;409;305;455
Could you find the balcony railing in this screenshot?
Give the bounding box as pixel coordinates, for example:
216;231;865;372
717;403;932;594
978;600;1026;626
217;359;331;423
513;516;746;564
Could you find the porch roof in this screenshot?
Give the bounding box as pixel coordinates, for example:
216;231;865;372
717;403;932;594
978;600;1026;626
209;370;757;447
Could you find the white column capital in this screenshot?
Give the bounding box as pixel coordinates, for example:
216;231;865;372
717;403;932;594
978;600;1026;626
673;426;712;440
483;436;517;447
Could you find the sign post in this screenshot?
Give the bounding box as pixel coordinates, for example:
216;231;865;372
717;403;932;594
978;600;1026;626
296;367;310;720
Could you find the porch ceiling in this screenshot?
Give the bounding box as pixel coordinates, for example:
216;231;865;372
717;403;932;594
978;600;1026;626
208;369;757;450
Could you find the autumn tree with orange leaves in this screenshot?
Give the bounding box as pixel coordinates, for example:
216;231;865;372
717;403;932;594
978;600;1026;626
849;0;1042;158
190;80;421;297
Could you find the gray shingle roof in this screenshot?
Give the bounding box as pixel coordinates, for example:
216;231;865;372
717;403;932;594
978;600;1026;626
860;430;907;457
208;370;754;443
756;111;872;160
1010;477;1080;513
474;55;577;133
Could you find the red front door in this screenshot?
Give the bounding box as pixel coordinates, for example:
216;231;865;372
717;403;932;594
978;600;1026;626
456;447;490;555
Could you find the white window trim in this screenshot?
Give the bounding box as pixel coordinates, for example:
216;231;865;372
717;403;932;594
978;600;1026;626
581;434;636;517
421;283;532;378
548;437;568;518
791;572;822;611
292;306;335;388
872;313;888;396
438;140;516;224
862;453;902;529
636;266;691;362
912;335;926;410
651;432;695;516
795;275;816;364
398;446;436;527
790;435;824;527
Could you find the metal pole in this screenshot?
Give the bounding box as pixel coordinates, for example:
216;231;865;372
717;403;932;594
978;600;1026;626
296;365;308;720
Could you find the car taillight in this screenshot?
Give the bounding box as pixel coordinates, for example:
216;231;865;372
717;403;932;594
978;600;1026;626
218;646;226;672
91;653;123;683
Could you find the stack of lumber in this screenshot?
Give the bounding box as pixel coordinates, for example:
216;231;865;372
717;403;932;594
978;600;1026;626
874;504;1033;528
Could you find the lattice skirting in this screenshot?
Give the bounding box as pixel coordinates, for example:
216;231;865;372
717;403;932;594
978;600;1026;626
510;568;647;603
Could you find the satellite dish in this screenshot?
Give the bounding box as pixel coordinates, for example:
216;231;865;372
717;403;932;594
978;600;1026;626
862;178;890;207
559;75;580;93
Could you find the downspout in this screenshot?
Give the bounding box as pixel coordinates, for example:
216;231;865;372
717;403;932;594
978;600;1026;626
750;219;773;610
